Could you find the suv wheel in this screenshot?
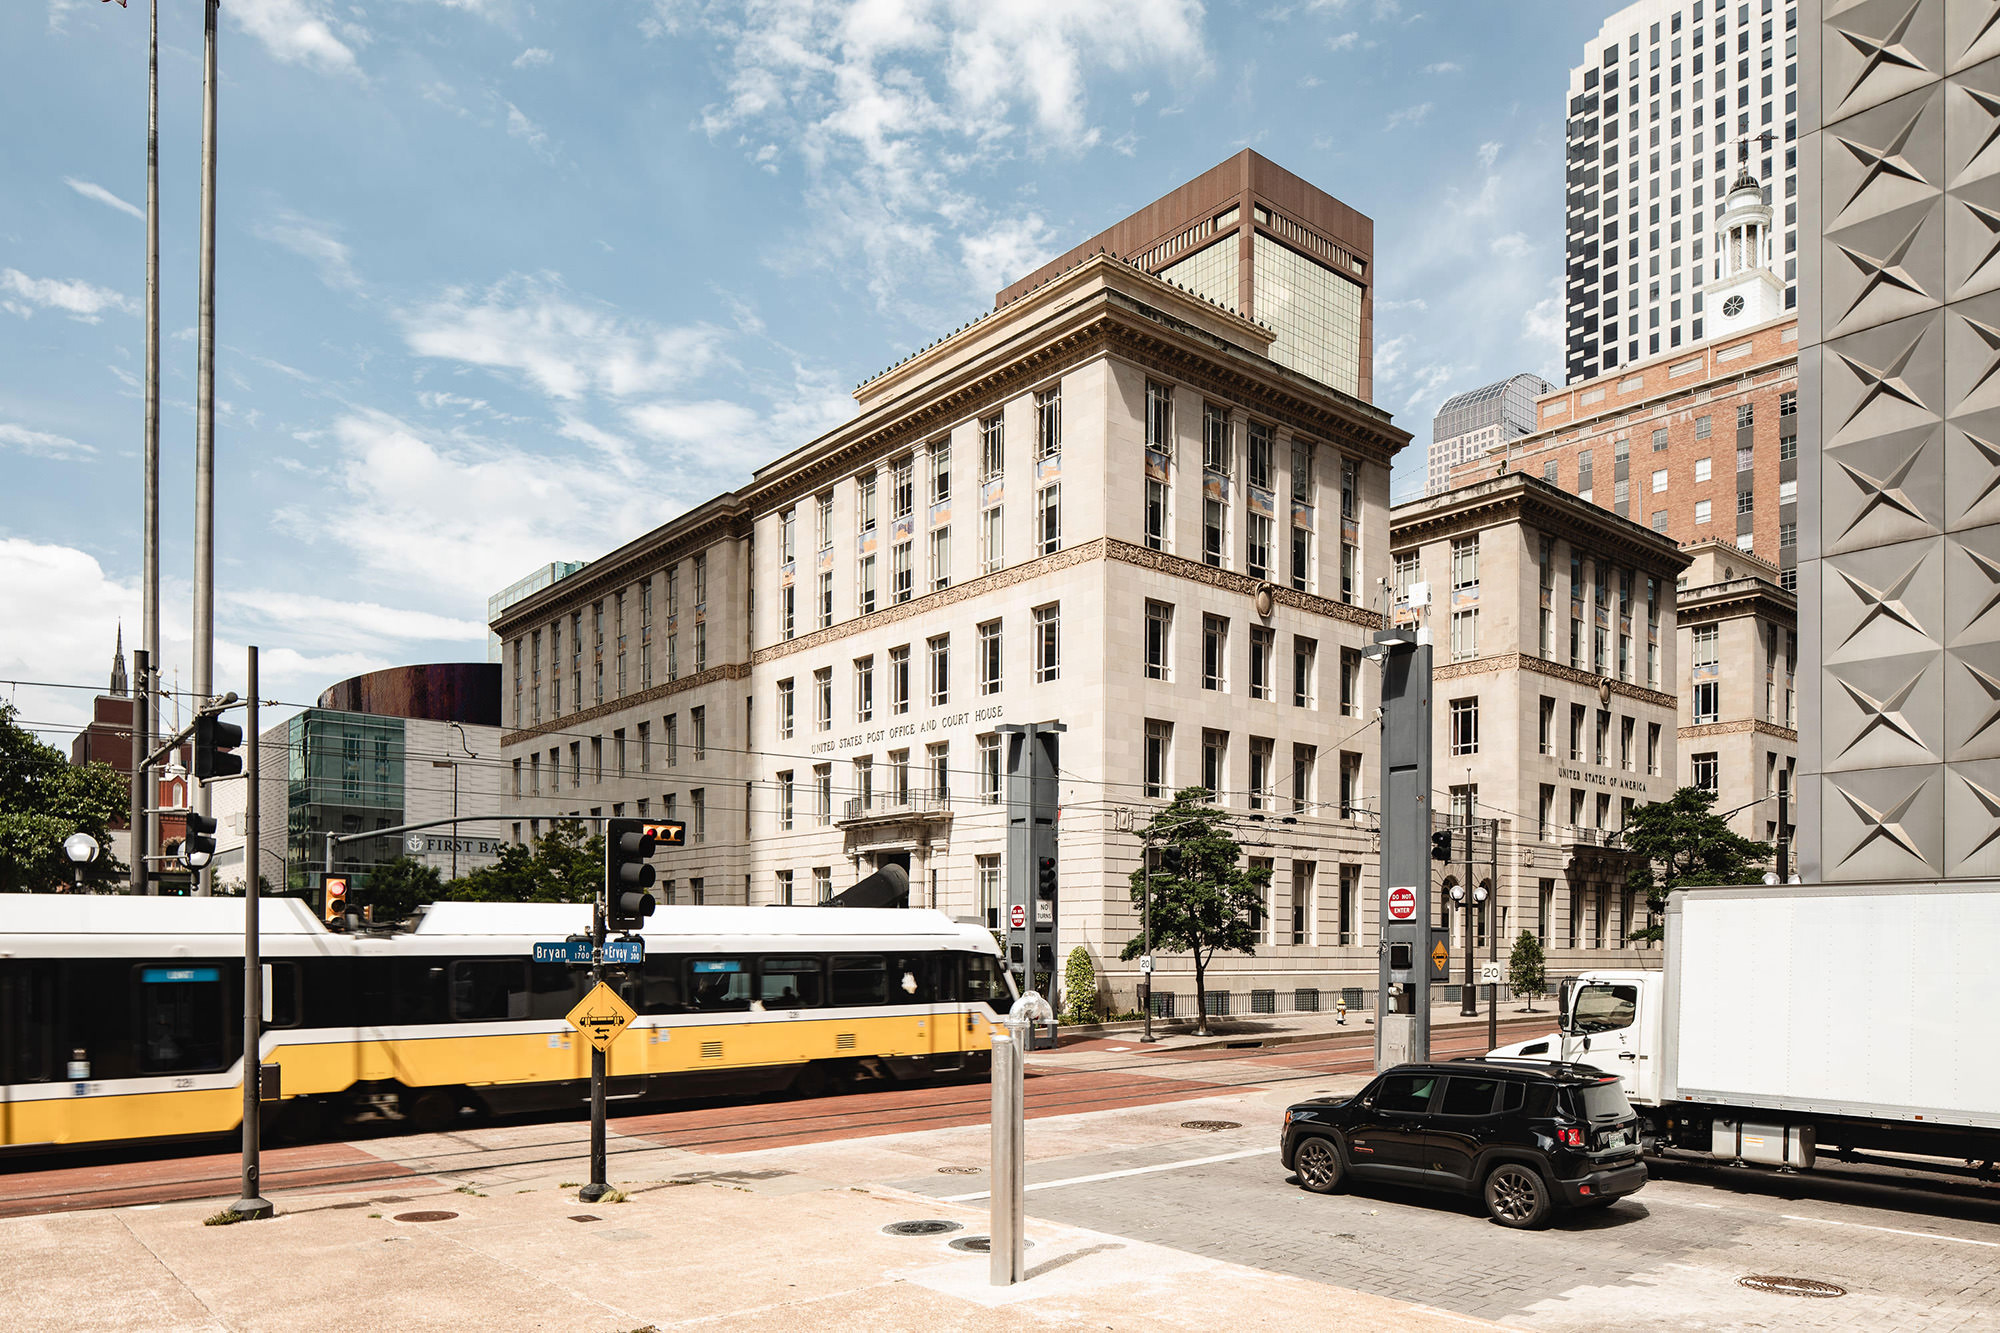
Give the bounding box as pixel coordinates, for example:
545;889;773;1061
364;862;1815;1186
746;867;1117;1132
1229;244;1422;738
1293;1135;1346;1194
1483;1163;1552;1229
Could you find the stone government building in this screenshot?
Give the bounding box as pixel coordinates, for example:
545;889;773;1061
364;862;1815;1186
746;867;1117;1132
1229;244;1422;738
491;155;1687;1015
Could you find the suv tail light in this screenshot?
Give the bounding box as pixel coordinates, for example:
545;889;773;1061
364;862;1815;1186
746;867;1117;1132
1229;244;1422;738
1557;1126;1585;1148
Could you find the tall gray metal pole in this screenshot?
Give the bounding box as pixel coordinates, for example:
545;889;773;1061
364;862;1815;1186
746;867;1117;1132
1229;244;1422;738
192;0;219;894
1375;622;1433;1072
129;650;149;896
988;1028;1023;1285
1462;815;1478;1017
233;645;272;1220
142;0;161;886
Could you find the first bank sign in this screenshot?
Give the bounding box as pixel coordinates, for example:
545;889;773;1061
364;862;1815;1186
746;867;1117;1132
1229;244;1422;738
404;834;506;857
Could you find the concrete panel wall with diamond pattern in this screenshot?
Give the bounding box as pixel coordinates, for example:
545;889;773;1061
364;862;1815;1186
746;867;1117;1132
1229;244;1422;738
1799;0;2000;881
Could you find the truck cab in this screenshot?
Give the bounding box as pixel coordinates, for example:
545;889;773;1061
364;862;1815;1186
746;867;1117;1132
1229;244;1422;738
1489;970;1665;1107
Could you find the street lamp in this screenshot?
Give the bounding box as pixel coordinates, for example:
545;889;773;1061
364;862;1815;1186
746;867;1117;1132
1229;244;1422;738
432;723;479;881
183;840;212;896
1448;880;1488;1017
62;832;100;893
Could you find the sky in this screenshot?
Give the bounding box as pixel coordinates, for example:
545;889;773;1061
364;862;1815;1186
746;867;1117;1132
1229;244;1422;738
2;0;1616;745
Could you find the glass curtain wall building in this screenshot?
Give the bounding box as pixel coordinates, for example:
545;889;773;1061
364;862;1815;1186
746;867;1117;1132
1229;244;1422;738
1427;373;1554;495
285;710;406;892
1563;0;1800;384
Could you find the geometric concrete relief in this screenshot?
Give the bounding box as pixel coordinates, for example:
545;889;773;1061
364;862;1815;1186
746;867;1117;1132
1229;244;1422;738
1821;421;1944;553
1823;309;1946;449
1946;290;2000;413
1826;0;1945;123
1946;58;2000;188
1946;640;2000;760
1822;763;1943;877
1819;534;1944;664
1826;79;1944;232
1823;650;1943;768
1945;408;2000;528
1945;179;2000;301
1947;2;2000;75
1944;522;2000;643
1826;195;1945;336
1944;759;2000;877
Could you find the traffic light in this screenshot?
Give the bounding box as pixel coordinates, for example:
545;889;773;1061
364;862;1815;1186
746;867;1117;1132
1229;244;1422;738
193;711;243;781
323;875;348;923
1036;855;1057;900
604;817;657;931
184;812;218;865
1431;828;1454;862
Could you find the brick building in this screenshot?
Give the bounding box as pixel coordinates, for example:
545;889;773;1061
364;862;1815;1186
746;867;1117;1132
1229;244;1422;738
1451;314;1799;588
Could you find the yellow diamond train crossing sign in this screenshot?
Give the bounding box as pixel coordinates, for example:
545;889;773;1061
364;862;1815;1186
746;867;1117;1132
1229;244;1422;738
1429;939;1450;982
566;981;637;1052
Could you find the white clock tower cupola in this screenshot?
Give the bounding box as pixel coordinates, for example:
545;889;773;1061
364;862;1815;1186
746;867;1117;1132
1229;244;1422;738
1701;168;1784;337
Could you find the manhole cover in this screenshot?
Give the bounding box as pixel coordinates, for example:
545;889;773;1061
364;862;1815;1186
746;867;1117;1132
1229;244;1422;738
1180;1120;1242;1131
936;1166;980;1175
391;1211;458;1223
1738;1276;1846;1299
881;1219;964;1237
948;1235;1035;1254
568;1215;601;1223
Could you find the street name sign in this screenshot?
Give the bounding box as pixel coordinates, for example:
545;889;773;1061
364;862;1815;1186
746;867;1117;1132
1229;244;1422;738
602;939;644;966
567;981;637;1051
534;940;592;964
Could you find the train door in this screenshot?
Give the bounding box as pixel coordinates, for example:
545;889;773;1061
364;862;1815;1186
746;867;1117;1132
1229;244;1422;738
888;952;956;1066
0;963;55;1146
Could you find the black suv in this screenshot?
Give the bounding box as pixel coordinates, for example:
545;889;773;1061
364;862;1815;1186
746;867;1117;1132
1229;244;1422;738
1280;1058;1646;1228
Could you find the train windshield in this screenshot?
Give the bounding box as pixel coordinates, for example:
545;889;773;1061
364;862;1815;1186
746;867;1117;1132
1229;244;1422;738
964;952;1015;1013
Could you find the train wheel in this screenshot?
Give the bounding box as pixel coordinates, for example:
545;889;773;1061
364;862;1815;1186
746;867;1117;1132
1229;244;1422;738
405;1089;460;1134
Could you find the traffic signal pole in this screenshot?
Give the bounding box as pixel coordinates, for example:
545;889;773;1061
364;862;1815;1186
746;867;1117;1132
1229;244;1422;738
580;897;610;1204
1375;610;1433;1072
232;645;272;1221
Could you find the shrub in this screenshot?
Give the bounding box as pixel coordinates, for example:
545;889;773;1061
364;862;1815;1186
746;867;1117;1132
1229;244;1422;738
1061;945;1099;1025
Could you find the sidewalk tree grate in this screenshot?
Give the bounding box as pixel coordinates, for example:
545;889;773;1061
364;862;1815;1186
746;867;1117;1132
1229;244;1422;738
936;1166;981;1174
1181;1120;1242;1131
948;1235;1034;1254
1738;1276;1846;1298
392;1211;457;1223
881;1220;964;1237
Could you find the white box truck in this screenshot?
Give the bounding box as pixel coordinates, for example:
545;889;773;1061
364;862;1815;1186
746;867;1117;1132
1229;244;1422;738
1490;881;2000;1175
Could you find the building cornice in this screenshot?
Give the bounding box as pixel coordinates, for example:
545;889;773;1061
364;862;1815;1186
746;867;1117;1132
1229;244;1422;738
1431;652;1674;710
1677;718;1799;743
500;661;751;748
1102;539;1387;628
1392;473;1690;579
1676;579;1797;627
494;500;750;637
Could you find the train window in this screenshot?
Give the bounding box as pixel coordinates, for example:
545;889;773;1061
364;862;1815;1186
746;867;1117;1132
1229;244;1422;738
450;960;529;1021
530;962;581;1019
961;952;1012;1013
757;958;822;1008
136;966;229;1073
636;956;686;1014
687;959;752;1011
829;955;887;1007
888;955;938;1003
1;965;56;1082
268;963;301;1029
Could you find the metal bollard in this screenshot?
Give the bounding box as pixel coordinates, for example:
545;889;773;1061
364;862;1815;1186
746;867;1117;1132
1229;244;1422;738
990;990;1053;1287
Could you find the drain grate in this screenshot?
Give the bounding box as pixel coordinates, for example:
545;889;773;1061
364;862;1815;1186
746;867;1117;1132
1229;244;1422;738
881;1219;964;1237
948;1235;1035;1254
936;1166;980;1175
392;1211;458;1223
1738;1276;1846;1299
1180;1120;1242;1132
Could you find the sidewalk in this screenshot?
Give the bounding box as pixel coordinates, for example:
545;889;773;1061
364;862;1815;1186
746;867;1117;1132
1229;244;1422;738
1055;998;1559;1053
1;1096;1506;1333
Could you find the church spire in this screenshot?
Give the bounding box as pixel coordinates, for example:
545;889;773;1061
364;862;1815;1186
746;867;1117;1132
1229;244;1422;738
110;622;128;698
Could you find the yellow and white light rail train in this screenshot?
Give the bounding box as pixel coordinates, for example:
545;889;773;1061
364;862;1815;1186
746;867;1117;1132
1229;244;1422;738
0;897;1014;1150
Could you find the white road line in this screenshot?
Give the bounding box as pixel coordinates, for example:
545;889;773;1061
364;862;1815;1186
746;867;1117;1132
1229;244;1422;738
1779;1214;2000;1248
940;1146;1276;1203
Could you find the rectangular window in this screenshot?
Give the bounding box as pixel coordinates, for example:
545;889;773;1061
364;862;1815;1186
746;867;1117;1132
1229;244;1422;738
1297;638;1320;710
1146;379;1174;452
690;706;706;760
818;569;834;628
978;733;1001;805
1539;695;1555;755
858;553;877;615
1339;753;1361;820
1695;498;1711;524
1449;697;1479;755
889;645;910;715
780;583;796;640
1144;720;1172;798
1653;468;1668;492
1202;728;1228;796
977;854;1001;929
889;748;910;805
892;542;912;603
1145;602;1172;681
1291;743;1315;815
1451;535;1479;592
1595;709;1611;766
1780;521;1796;548
1290;515;1313;591
778;771;794;830
814;765;832;825
1203;402;1230;473
857;473;877;533
777;679;794;739
854;656;874;722
1034;604;1060;683
892;457;913;521
1037;483;1061;556
1451;608;1478;661
1247;512;1272;580
978;620;1002;696
1570;703;1586;762
1248;737;1274;811
1036;386;1061;459
1249;627;1274;701
981;503;1003;574
775;869;794;906
814;668;832;733
1652;426;1668;450
1203;492;1228;568
929;525;952;591
1695;414;1712;438
928;634;950;707
1620;715;1636;770
1693;751;1720;791
981;412;1004;481
1738;488;1755;515
1248;421;1272;488
1694;456;1712;482
1203;615;1228;691
931;443;951;504
692;788;706;843
665;716;679;767
1145;476;1171;552
928;740;950;800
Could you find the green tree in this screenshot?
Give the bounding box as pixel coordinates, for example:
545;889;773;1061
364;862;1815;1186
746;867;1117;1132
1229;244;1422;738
1061;945;1099;1026
1119;788;1268;1036
0;703;129;893
1508;930;1546;1011
1622;786;1773;942
365;857;442;922
443;819;604;903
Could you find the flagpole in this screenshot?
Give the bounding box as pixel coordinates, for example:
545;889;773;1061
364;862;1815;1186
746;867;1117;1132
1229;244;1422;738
143;0;160;889
193;0;218;894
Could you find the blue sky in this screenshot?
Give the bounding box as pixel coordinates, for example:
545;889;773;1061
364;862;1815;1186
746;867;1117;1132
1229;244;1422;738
3;0;1614;741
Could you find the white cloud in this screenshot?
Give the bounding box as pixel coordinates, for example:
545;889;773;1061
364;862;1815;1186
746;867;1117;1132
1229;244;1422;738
1490;232;1532;260
958;213;1058;295
417;390;490;413
1421;60;1459;74
0;423;94;461
1521;294;1562;355
0;538;138;741
1385;102;1432;130
226;0;364;75
254;208;359;289
399;275;726;402
513;47;552;68
1376;297;1428;313
1477;140;1502;168
1327;31;1359;51
0;268;136;322
505;102;552;156
223;589;487;649
64;177;144;220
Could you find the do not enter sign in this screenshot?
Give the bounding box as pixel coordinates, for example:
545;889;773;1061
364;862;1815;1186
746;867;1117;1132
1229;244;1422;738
1009;903;1027;929
1388;886;1417;920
